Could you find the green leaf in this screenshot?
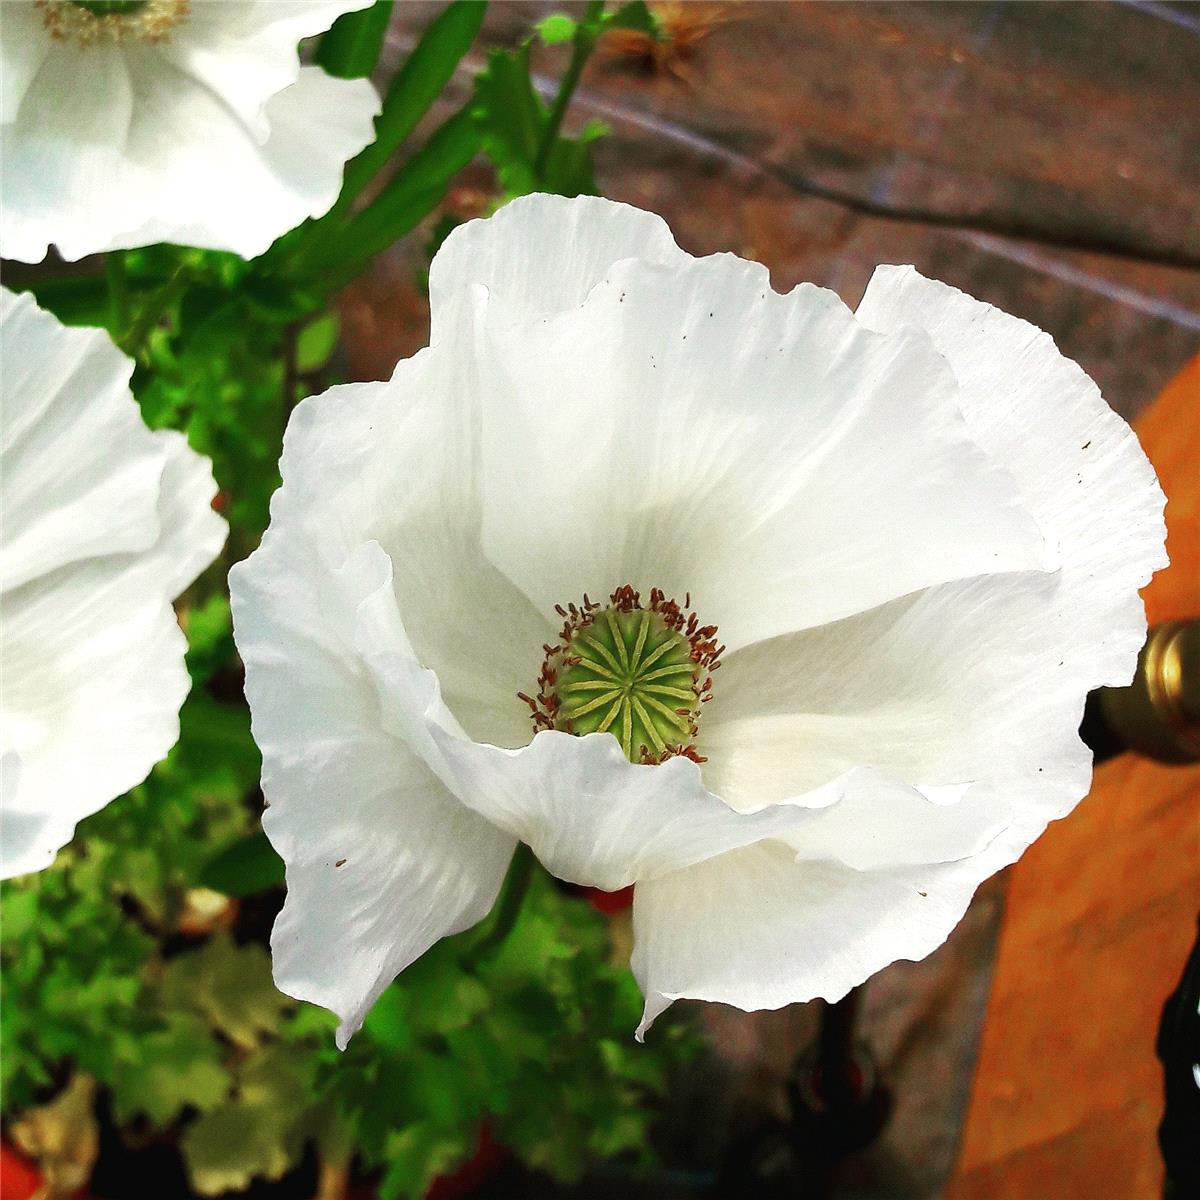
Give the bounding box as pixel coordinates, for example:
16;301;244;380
537;12;577;44
162;935;291;1049
338;0;486;207
378;1123;472;1200
198;830;283;897
181;1046;313;1196
540;128;601;197
323;103;480;273
109;1014;230;1125
314;0;395;79
473;42;544;194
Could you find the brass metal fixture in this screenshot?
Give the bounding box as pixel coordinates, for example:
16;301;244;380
1097;620;1200;764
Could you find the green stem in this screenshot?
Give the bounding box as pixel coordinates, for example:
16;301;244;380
105;250;131;337
532;0;604;184
466;843;536;965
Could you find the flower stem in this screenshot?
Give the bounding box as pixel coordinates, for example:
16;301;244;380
532;0;605;185
466;842;536;965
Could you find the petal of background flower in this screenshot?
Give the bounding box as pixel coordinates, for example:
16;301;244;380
2;46;377;262
1;429;226;880
428;193;686;345
0;288;163;590
0;42;133;263
162;0;373;141
471;248;1050;651
0;2;52;125
86;61;378;259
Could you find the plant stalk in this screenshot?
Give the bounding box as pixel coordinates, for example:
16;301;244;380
466;842;536;964
532;0;605;183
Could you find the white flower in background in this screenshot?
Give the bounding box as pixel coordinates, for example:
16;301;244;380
1;287;226;878
0;1;380;263
230;195;1166;1046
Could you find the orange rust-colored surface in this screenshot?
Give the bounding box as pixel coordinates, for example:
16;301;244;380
948;355;1200;1198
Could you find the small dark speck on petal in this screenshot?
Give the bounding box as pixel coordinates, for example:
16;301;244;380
335;858;347;868
918;890;928;898
1082;441;1092;450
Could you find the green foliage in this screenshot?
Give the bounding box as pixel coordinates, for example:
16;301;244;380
315;0;396;80
472;0;620;199
0;2;698;1196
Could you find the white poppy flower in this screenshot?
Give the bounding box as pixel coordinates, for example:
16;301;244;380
1;287;226;878
230;195;1166;1046
0;1;380;263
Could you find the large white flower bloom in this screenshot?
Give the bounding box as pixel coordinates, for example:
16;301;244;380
1;287;226;878
230;195;1166;1046
0;0;380;263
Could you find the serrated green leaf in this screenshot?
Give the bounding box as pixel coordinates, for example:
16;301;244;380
378;1123;471;1200
181;1046;312;1196
110;1014;229;1125
162;935;290;1048
5;274;109;327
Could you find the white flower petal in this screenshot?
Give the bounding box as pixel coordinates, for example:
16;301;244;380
856;266;1167;689
851;266;1167;874
702;573;1083;807
630;270;1166;1032
631;840;980;1038
0;289;161;589
429;193;685;345
1;292;226;878
230;375;520;1045
471;243;1049;651
0;8;379;261
163;0;372;141
0;40;134;263
234;522;515;1048
0;3;51;125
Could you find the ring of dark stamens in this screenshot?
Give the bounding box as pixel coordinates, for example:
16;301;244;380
519;586;724;765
